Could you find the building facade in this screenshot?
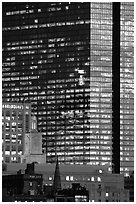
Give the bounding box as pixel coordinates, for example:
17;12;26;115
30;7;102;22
2;102;31;163
21;126;46;164
124;171;134;202
2;3;134;175
2;102;46;164
119;3;134;176
3;163;43;202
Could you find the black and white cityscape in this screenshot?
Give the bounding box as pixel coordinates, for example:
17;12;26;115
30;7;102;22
2;2;134;202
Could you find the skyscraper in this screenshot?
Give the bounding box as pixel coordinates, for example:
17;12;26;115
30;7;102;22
2;2;134;176
119;3;134;176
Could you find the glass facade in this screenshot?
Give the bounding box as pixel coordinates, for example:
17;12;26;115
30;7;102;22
90;3;112;168
2;3;134;175
120;3;134;175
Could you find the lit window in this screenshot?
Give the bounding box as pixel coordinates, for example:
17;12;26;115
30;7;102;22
18;151;22;155
99;169;103;174
49;176;52;181
12;139;16;143
66;6;69;10
66;176;69;181
91;177;95;181
97;177;101;182
70;176;73;181
10;157;14;161
5;151;10;155
106;193;109;197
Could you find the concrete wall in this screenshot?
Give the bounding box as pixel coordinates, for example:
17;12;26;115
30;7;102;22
30;131;42;155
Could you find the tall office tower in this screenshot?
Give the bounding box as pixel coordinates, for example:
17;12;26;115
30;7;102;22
2;3;134;176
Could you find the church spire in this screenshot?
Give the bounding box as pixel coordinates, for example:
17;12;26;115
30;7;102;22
52;156;61;194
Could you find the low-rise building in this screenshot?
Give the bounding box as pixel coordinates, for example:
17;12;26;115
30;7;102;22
55;183;89;202
3;163;129;202
124;171;134;202
2;163;43;202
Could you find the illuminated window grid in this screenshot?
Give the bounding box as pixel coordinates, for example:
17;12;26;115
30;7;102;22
2;103;31;163
37;3;90;163
2;3;112;165
2;3;134;173
2;110;22;163
120;2;134;176
90;3;112;168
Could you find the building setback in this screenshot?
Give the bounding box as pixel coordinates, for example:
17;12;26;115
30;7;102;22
2;3;134;176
